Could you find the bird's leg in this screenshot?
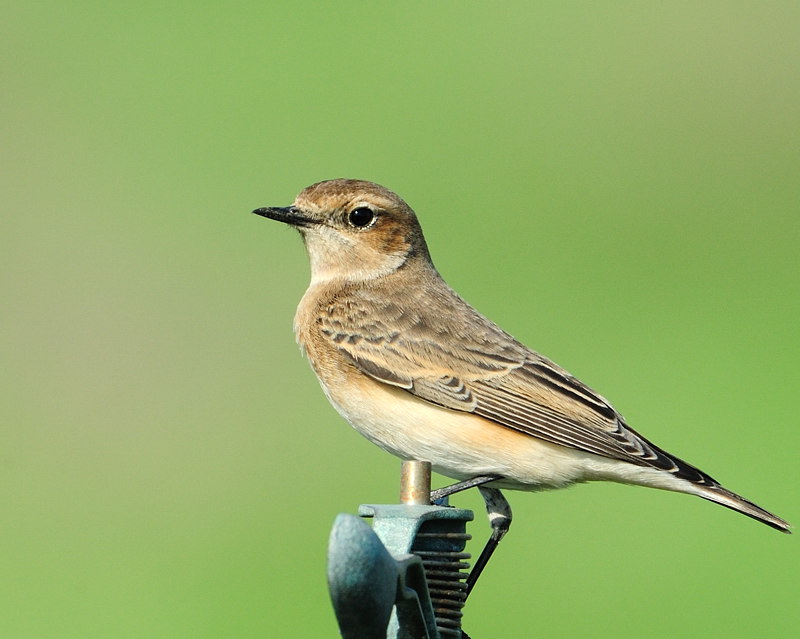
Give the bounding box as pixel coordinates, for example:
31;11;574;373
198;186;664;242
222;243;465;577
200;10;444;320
428;477;512;599
465;487;512;598
429;474;501;505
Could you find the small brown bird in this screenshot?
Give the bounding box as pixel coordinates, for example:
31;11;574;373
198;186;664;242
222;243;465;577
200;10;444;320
253;179;790;546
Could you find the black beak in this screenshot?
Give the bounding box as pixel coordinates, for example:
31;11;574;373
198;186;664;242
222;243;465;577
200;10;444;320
252;206;314;227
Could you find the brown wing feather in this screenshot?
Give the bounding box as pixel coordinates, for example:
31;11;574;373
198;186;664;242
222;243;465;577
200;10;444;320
319;276;719;487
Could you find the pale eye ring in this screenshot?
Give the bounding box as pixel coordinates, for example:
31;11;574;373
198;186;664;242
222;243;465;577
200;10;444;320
348;206;376;228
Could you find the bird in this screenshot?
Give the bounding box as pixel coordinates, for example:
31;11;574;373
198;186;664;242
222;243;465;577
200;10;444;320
253;178;789;590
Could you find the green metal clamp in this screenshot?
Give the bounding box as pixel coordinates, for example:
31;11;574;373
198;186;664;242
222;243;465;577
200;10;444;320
327;463;475;639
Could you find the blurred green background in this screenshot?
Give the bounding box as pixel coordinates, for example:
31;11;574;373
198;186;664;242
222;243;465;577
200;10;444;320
2;2;798;637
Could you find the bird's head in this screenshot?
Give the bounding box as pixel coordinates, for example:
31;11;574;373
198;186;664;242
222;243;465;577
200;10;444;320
254;179;433;284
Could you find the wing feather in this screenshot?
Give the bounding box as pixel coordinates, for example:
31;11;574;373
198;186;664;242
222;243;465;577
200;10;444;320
318;279;718;486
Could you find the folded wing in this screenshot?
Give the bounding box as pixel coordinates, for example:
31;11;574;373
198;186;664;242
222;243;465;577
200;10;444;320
322;282;718;487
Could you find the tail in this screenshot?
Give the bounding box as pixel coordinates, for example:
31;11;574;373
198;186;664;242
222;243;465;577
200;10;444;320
692;483;790;533
633;436;791;533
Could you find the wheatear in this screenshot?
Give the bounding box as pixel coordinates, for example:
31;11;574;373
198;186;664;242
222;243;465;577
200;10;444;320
253;179;789;571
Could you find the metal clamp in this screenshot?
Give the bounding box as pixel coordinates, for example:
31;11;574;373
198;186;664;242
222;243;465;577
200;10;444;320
327;462;474;638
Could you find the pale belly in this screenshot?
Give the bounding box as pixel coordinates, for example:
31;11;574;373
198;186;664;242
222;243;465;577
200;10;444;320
316;365;690;495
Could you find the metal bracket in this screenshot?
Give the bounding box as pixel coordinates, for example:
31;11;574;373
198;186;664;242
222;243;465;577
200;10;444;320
327;462;474;638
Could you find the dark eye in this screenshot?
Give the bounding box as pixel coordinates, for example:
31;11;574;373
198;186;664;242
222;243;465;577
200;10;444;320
348;206;375;228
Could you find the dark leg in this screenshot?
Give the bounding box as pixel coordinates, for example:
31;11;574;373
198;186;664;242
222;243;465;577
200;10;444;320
429;475;501;505
465;487;512;598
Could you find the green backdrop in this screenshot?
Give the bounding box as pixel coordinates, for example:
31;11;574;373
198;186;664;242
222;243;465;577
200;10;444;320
2;3;798;637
